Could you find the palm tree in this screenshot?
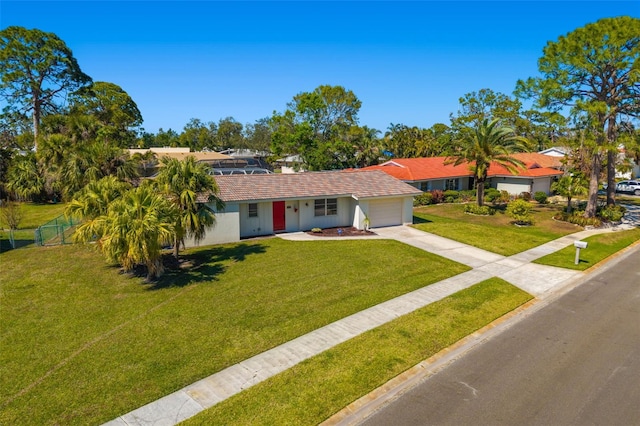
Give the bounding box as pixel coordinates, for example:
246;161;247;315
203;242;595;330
73;183;176;280
6;154;45;201
155;156;224;259
66;176;130;218
448;119;528;206
551;174;588;214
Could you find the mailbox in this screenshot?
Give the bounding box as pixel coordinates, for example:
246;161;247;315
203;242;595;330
574;241;588;249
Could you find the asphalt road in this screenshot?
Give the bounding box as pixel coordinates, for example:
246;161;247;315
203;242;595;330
361;245;640;426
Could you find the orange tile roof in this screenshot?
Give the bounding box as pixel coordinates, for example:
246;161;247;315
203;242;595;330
510;152;563;169
361;155;563;182
200;170;422;203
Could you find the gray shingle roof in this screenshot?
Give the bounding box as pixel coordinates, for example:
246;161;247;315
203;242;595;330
201;170;421;203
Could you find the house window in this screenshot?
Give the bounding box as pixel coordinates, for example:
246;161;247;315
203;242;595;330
314;198;338;216
326;198;337;215
420;181;431;191
445;178;459;191
248;203;258;218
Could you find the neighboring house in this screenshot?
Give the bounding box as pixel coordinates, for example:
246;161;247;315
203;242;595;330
275;154;306;174
128;147;231;163
538;147;568;157
360;153;563;196
188;170;421;246
128;148;232;176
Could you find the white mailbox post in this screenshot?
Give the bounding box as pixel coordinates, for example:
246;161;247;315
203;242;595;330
574;240;588;265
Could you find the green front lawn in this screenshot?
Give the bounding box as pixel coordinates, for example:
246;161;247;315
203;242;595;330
184;278;532;425
534;228;640;270
0;238;469;425
413;203;580;256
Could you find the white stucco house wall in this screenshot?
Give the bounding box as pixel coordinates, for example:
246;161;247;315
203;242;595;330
187;170;421;246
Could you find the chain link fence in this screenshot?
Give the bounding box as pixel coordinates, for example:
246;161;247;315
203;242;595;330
34;215;80;246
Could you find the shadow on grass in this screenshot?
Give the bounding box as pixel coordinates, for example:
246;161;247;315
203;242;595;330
412;215;433;224
148;242;268;290
0;238;36;252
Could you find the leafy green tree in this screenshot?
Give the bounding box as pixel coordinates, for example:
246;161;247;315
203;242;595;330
516;17;640;216
551;174;588;214
155;156;224;259
155;128;180;147
521;110;570;152
0;26;92;150
270;85;362;170
0;110;33;151
179;118;217;151
450;89;533;140
243;117;272;152
69;81;142;147
216;117;244;150
449;119;528;206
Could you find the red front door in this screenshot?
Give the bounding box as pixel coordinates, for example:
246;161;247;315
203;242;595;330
273;201;286;232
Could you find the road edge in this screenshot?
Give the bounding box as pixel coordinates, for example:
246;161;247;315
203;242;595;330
322;239;640;426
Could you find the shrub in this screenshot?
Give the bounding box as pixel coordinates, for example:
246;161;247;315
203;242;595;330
553;211;602;228
597;205;625;222
506;199;533;225
464;204;495;215
519;192;532;201
0;200;23;230
458;190;476;203
533;191;548;204
429;190;445;204
413;192;434;206
485;188;501;203
443;190;459;203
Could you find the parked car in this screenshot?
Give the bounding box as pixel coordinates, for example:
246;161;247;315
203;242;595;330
615;180;640;196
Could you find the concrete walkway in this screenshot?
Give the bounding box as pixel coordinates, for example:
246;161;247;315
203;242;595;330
104;218;637;426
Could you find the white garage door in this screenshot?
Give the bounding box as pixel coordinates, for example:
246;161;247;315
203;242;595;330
369;199;402;228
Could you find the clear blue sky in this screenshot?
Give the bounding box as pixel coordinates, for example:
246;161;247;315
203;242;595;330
2;1;638;134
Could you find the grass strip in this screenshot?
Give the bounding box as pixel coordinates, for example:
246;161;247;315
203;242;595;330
534;227;640;270
412;204;579;256
183;278;532;425
0;238;469;425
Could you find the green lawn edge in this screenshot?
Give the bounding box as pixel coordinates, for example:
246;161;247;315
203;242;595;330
0;238;470;425
183;278;533;425
412;204;579;256
534;227;640;270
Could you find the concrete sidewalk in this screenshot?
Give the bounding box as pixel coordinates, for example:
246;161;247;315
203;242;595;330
104;222;636;426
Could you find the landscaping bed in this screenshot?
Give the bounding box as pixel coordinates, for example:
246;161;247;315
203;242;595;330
306;226;376;237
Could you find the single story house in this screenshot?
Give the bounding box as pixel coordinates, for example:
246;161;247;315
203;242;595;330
189;170;421;246
360;153;563;196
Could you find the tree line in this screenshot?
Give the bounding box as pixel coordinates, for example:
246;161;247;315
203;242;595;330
2;17;639;221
